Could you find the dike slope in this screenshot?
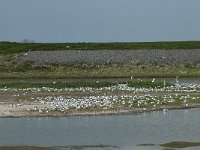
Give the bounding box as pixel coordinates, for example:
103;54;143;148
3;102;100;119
22;49;200;65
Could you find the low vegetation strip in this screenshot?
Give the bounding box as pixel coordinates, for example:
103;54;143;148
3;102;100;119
1;64;200;79
0;81;117;89
160;141;200;148
138;141;200;149
0;146;51;150
0;81;174;89
0;144;114;150
1;41;200;54
127;81;173;88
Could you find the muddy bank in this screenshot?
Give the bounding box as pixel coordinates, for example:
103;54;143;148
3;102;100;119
21;49;200;65
1;102;200;118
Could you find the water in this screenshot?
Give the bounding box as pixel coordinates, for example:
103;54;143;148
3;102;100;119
0;108;200;150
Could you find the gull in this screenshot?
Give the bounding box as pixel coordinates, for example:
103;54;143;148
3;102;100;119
152;78;155;83
163;108;168;112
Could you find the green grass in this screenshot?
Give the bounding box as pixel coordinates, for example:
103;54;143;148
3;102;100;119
1;41;200;54
128;81;174;88
0;64;200;79
0;81;117;89
189;98;200;103
0;81;174;89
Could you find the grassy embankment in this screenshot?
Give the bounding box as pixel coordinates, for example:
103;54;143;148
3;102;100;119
1;41;200;79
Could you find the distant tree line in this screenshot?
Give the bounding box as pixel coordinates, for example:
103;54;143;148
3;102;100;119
21;39;35;43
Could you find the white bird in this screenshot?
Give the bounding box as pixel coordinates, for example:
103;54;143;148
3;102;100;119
163;80;166;86
152;78;155;83
163;108;168;112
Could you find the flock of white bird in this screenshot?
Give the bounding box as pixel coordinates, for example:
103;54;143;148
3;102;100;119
1;81;200;113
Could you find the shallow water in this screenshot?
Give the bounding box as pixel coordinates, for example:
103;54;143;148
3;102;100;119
0;108;200;150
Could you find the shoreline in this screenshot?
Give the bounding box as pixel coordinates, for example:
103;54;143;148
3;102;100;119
1;103;200;118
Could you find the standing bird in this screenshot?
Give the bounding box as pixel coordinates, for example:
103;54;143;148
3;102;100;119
163;80;166;87
152;78;155;83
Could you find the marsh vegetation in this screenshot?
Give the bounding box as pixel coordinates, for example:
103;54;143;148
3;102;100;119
2;41;200;54
1;59;200;79
0;144;114;150
139;141;200;149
